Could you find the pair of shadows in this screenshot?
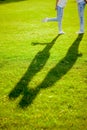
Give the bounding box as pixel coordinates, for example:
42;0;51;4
9;34;83;108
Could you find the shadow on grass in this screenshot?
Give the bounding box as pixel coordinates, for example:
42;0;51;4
9;34;83;108
18;34;83;108
0;0;25;4
9;34;60;107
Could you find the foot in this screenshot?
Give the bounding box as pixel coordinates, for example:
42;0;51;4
59;31;65;34
42;17;48;22
76;31;84;34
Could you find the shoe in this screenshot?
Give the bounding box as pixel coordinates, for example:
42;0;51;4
59;31;65;34
42;17;48;22
76;31;84;34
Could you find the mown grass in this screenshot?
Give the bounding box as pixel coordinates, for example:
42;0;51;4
0;0;87;130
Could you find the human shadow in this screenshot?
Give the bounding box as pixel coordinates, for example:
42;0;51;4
18;34;83;108
9;34;60;105
0;0;25;4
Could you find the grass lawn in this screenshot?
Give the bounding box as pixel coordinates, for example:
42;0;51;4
0;0;87;129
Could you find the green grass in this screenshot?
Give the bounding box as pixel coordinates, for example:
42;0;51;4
0;0;87;129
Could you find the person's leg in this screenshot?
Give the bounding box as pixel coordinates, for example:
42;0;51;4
78;1;86;33
42;6;64;34
57;6;64;33
46;6;64;33
42;10;59;22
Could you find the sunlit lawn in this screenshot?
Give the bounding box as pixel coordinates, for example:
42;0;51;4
0;0;87;129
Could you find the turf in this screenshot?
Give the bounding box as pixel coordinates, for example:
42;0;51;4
0;0;87;129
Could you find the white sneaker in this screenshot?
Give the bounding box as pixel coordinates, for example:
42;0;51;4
59;31;65;34
76;31;84;34
42;17;48;22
